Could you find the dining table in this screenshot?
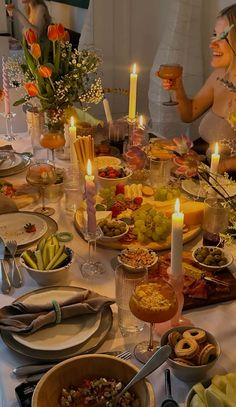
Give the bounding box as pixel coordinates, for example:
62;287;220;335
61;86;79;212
1;131;236;407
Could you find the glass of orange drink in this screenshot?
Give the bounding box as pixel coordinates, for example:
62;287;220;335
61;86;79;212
156;64;183;106
40;131;65;165
129;279;178;363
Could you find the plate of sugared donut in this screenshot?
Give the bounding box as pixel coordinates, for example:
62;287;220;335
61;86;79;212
160;326;221;382
129;279;178;324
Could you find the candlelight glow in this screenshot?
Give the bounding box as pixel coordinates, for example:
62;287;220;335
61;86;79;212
139;115;143;127
87;159;92;176
215;142;219;155
70;116;75;127
175;198;180;214
132;63;136;74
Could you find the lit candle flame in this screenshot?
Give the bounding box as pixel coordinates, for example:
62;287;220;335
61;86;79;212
139;115;143;127
132;63;136;74
87;159;92;176
175;198;180;214
215;142;219;155
70;116;75;127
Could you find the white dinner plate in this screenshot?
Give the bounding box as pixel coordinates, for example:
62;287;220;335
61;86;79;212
0;212;47;246
182;178;236;199
13;288;101;351
0;153;22;170
1;286;113;361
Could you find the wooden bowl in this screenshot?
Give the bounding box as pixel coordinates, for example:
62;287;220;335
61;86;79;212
32;354;155;407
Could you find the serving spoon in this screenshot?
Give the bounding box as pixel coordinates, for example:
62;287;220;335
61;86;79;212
94;344;172;407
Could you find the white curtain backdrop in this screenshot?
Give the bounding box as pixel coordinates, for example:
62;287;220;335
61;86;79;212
79;0;234;137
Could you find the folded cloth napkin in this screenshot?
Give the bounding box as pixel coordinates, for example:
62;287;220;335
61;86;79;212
0;290;115;334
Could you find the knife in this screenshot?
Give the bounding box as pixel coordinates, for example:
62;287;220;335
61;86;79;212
13;351;126;377
0;238;11;294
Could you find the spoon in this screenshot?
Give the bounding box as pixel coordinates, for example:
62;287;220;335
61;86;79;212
160;368;180;407
94;344;172;407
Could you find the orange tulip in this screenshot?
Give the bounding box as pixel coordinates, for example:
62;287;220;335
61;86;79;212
24;28;37;45
24;82;39;97
47;24;59;42
62;30;70;43
57;23;65;40
30;43;41;59
38;65;53;78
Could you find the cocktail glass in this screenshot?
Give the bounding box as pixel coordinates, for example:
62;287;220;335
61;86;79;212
26;162;57;216
40;131;65;165
156;64;183;106
129;279;178;363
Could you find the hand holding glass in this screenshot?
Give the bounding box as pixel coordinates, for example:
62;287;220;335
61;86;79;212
156;64;183;106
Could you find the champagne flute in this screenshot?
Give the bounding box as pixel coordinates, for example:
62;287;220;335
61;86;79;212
40;131;65;166
26;162;57;216
129;279;178;363
156;64;183;106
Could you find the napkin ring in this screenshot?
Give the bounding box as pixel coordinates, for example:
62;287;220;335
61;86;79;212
52;300;62;324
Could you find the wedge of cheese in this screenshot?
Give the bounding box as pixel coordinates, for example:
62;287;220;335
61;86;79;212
165;201;205;227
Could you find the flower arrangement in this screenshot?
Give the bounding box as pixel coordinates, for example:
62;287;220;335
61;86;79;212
13;24;104;129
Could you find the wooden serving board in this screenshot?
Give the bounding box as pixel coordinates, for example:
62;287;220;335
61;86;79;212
183;268;236;310
74;209;201;251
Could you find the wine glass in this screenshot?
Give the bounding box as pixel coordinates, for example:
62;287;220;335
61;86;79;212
40;131;65;166
26;162;57;216
129;279;178;364
156;64;183;106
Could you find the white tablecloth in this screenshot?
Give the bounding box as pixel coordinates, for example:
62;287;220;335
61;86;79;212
0;133;236;407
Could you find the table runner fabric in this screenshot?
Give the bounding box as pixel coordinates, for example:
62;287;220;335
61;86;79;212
0;290;115;334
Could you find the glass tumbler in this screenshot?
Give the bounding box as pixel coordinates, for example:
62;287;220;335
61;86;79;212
64;166;83;214
149;159;172;188
115;265;147;336
202;197;230;246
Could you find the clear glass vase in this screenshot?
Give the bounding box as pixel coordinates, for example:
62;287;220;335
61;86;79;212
26;108;45;160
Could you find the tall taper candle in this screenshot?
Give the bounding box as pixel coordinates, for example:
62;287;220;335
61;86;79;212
2;56;10;116
103;97;113;123
171;198;184;279
210;142;220;175
85;159;97;234
128;63;138;121
69;116;78;167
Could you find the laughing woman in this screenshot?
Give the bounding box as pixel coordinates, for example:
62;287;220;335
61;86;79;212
159;4;236;162
6;0;51;40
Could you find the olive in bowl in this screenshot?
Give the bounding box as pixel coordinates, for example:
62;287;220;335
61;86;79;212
192;246;233;270
99;219;129;241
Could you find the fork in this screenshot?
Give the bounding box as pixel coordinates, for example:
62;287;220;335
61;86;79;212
6;240;23;288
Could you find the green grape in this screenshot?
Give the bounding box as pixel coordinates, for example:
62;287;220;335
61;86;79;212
132;227;139;235
139;225;147;233
137;232;145;242
135;219;145;227
146;228;153;238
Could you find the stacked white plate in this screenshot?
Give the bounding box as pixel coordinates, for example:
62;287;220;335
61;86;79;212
1;286;113;361
0;153;31;177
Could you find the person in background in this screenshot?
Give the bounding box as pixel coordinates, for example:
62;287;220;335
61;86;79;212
159;4;236;173
6;0;51;40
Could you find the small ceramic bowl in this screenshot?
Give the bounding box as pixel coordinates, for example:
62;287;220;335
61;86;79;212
20;248;73;286
160;326;221;382
99;220;129;241
185;379;210;407
117;248;158;271
97;165;132;188
192;246;233;270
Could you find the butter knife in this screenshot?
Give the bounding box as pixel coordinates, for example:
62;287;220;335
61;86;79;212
13;351;125;377
0;238;11;294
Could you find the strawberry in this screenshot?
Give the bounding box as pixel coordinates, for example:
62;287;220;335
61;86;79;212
24;223;36;233
111;206;121;218
133;196;143;205
115;183;125;195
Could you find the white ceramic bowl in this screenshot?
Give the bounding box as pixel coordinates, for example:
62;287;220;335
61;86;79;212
32;354;155;407
192;246;233;270
185;379;210;407
20;248;73;286
98;165;132;189
117;248;158;271
160;326;221;382
99;220;129;241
